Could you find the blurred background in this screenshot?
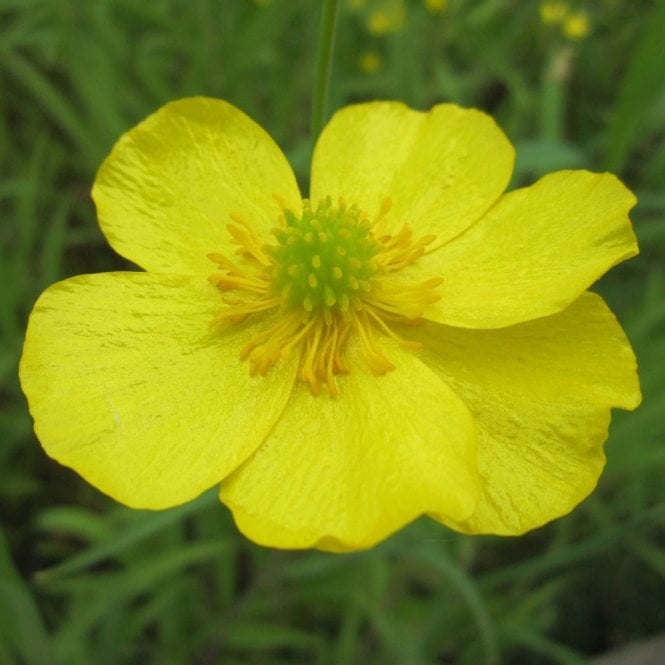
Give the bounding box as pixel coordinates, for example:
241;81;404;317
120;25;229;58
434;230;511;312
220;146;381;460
1;0;664;663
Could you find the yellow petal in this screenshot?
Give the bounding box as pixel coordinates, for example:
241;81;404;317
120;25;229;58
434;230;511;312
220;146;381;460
220;338;480;552
311;102;514;247
410;292;640;534
421;170;638;328
93;97;301;274
19;272;298;508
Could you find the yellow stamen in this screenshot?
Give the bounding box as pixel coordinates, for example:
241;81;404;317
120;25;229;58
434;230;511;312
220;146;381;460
227;213;272;266
207;196;442;396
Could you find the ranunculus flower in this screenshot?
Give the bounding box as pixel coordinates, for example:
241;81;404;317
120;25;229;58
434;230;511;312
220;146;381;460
20;98;640;551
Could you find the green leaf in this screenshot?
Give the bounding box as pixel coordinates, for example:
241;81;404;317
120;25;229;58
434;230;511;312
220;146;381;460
0;527;51;665
35;490;218;582
604;1;665;172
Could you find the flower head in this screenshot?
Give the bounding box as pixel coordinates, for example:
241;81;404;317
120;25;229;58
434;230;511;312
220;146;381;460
358;49;384;74
540;1;570;25
366;0;405;35
539;1;591;40
563;11;590;40
20;98;640;551
424;0;448;15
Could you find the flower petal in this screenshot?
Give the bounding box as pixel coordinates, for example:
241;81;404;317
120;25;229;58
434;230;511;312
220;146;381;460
421;170;638;328
19;272;298;508
310;102;514;246
92;97;302;274
409;292;640;534
219;339;480;552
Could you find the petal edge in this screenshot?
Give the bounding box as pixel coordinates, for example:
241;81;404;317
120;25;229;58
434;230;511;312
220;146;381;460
422;170;638;328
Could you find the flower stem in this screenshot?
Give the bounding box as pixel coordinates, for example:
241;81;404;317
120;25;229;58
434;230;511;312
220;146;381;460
311;0;341;145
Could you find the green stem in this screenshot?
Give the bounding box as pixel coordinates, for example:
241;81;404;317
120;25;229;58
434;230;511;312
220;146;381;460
540;45;571;142
311;0;341;145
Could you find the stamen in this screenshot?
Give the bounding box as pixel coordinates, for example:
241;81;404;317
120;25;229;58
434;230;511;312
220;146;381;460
373;197;393;236
208;296;281;328
352;310;395;374
365;306;422;350
227;213;272;266
207;195;442;396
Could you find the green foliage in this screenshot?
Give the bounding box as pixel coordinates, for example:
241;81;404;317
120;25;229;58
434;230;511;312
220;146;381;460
1;0;664;663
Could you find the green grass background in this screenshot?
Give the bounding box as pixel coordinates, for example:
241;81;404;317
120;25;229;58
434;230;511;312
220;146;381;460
1;0;664;663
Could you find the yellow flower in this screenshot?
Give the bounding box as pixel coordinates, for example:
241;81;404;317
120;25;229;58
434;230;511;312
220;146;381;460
424;0;448;14
20;98;641;551
367;0;405;35
368;10;390;34
539;0;569;25
358;49;383;74
563;11;590;40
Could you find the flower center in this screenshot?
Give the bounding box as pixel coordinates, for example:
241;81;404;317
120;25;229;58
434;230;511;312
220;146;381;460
208;195;441;396
269;199;380;315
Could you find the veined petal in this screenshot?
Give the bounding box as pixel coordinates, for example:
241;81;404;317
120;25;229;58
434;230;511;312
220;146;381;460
220;339;480;552
92;97;301;274
422;170;638;328
410;292;640;534
310;102;514;246
19;272;298;508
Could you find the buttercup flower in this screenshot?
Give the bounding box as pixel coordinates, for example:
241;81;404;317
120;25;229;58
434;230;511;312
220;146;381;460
20;98;640;551
366;0;405;35
540;1;570;25
358;50;384;74
424;0;448;15
563;11;590;40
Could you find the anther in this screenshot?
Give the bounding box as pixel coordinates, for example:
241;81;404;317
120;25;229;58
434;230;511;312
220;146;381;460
325;287;336;307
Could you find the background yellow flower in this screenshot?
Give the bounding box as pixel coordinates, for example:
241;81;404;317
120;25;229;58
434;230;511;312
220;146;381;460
563;11;590;40
424;0;448;15
540;0;570;25
358;49;383;73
